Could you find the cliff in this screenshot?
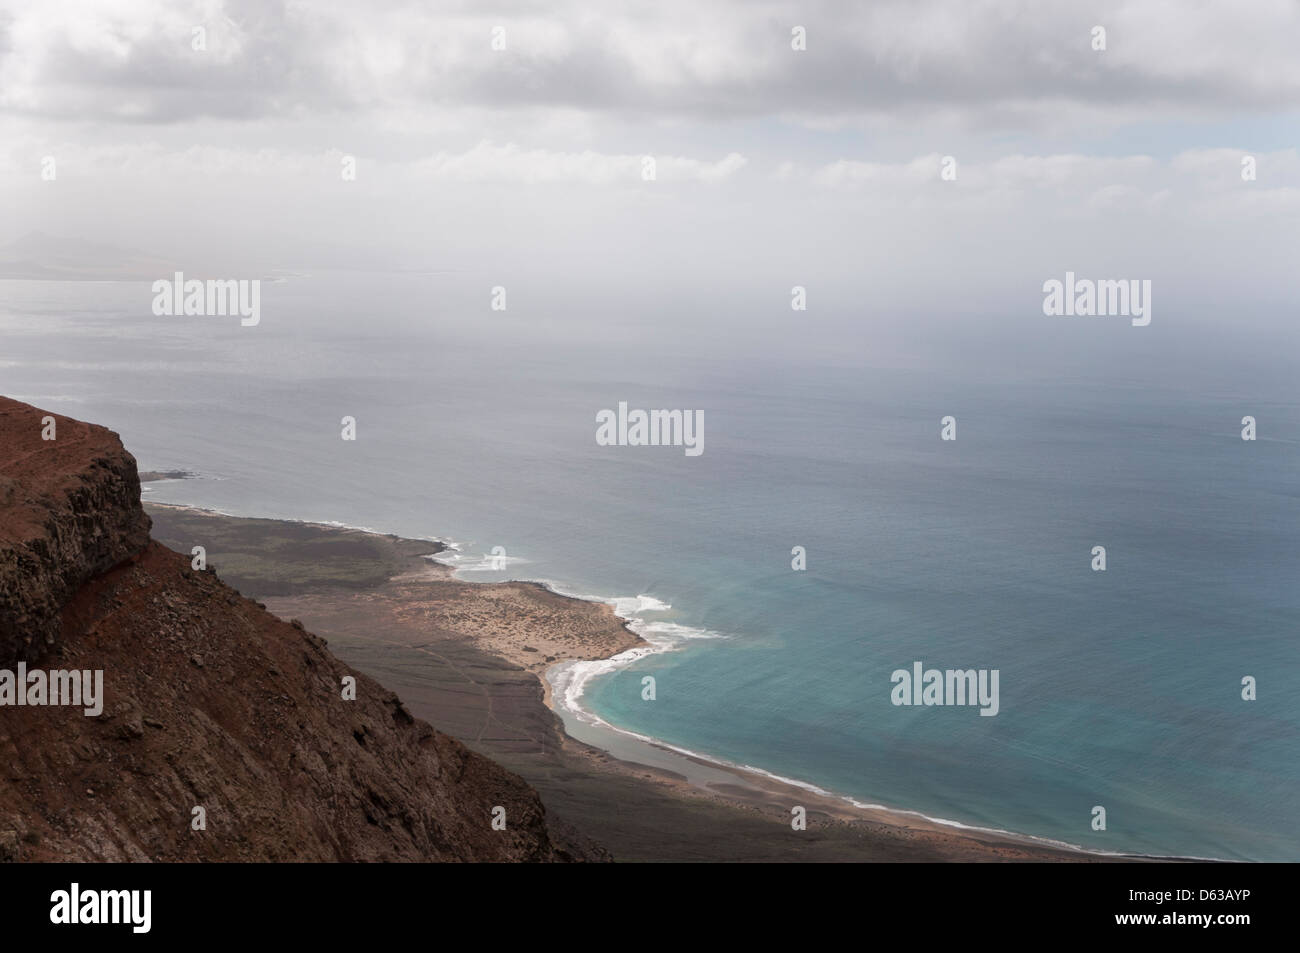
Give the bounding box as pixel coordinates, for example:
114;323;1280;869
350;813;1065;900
0;402;150;665
0;397;595;861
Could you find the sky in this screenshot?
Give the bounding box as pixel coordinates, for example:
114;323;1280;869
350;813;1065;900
0;0;1296;348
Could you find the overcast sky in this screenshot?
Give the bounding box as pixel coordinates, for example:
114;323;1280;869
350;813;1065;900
1;0;1296;334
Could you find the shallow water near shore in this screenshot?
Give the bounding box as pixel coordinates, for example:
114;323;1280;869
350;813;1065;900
4;273;1297;861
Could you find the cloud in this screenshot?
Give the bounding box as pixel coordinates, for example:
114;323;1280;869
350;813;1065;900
2;0;1298;125
411;142;746;184
800;149;1298;199
0;136;747;185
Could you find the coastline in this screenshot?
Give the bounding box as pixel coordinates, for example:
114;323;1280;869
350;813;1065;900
143;499;1163;862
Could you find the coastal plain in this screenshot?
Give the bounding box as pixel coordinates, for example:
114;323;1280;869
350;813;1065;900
146;502;1118;862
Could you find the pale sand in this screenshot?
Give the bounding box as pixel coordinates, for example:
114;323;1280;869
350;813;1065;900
387;561;645;678
274;565;1117;859
147;503;1137;861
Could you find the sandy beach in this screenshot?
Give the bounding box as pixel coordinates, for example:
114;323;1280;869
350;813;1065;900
145;501;1142;862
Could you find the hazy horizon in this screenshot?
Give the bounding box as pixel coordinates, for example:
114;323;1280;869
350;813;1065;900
1;0;1298;348
2;0;1298;868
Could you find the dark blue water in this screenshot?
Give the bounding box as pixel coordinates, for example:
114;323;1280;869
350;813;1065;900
3;273;1295;860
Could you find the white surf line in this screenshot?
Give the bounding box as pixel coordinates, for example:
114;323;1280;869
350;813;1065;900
541;606;1226;862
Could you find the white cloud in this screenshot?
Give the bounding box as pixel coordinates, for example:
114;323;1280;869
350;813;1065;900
412;142;747;184
798;149;1299;209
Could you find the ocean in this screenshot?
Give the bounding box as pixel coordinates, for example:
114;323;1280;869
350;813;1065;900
4;272;1297;861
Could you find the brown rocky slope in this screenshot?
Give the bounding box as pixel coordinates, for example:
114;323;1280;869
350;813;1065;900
0;397;597;861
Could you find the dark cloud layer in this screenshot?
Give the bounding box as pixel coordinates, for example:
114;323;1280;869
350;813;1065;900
1;0;1296;125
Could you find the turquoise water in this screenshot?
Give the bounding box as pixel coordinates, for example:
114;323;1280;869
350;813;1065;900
3;273;1296;861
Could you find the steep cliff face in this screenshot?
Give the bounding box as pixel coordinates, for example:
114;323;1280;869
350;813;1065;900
0;397;593;862
0;402;151;665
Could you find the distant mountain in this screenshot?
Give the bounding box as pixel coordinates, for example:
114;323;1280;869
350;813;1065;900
0;232;180;281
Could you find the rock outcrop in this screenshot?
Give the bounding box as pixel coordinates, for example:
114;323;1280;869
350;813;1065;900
0;402;150;665
0;397;594;861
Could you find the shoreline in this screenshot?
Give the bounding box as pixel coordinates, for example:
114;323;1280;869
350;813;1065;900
142;499;1190;862
544;669;1204;861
